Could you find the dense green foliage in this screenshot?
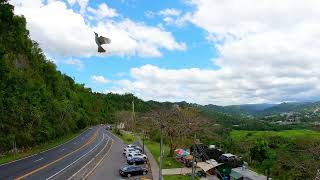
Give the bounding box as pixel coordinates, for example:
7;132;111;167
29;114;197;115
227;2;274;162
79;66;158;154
0;0;150;153
226;130;320;179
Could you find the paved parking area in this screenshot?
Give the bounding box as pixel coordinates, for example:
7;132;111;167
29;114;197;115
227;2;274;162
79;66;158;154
88;131;152;180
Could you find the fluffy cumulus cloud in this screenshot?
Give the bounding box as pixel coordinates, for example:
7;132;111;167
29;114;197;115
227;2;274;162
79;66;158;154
10;0;185;58
94;19;186;57
109;0;320;105
87;3;118;19
91;75;110;84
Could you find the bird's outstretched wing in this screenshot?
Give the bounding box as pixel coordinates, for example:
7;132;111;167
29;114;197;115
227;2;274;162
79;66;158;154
99;36;111;44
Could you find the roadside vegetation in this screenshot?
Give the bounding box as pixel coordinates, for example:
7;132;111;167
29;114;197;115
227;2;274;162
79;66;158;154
144;140;182;169
112;129;136;144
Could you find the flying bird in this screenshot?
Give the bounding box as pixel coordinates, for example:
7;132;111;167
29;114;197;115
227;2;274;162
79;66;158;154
94;32;111;53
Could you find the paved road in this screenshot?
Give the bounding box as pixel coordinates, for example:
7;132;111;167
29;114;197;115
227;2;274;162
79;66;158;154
0;125;109;180
89;131;153;180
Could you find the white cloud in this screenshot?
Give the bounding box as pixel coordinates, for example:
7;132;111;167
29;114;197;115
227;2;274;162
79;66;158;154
10;0;43;8
109;0;320;105
109;62;320;105
63;58;84;70
66;0;89;14
13;1;95;57
94;19;186;57
10;0;185;58
87;3;118;19
187;0;320;40
91;75;110;84
146;8;188;26
159;8;181;17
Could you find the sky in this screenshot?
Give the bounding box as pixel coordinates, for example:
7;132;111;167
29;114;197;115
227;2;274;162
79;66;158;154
9;0;320;105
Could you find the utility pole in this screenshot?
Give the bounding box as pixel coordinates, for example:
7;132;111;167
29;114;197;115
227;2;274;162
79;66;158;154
132;97;135;131
142;130;145;154
159;124;165;180
191;134;197;180
191;148;196;180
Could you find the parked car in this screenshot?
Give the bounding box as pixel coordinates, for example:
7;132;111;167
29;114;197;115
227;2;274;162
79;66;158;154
127;152;147;160
125;148;143;157
124;144;142;151
123;148;141;156
217;153;243;168
119;165;148;177
127;157;147;165
126;144;139;148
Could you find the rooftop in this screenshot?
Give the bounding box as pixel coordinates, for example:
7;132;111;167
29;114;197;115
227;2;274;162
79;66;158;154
231;167;267;180
222;153;236;158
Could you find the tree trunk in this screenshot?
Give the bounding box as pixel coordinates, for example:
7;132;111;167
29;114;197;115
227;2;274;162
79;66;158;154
169;135;174;157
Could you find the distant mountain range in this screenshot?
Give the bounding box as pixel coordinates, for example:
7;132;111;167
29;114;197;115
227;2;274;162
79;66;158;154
200;101;320;117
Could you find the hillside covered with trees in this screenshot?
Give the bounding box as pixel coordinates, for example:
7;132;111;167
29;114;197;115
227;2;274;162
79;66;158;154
0;0;150;153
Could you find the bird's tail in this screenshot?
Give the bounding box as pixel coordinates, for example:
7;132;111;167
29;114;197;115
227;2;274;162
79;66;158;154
98;46;106;53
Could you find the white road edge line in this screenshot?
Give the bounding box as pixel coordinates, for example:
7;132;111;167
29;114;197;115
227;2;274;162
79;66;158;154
34;158;44;163
0;127;92;167
46;132;106;180
68;133;111;180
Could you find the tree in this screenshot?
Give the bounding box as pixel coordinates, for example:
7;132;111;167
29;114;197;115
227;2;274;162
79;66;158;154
145;107;208;156
249;139;275;179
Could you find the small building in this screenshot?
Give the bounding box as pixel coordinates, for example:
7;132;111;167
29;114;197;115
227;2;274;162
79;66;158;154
217;153;243;168
230;167;267;180
117;122;125;129
197;159;222;176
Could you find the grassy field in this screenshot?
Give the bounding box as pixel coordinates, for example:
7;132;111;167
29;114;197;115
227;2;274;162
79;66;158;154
230;129;320;140
0;129;86;165
144;140;183;169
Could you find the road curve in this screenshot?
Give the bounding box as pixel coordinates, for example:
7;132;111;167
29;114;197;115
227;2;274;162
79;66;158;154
0;125;109;180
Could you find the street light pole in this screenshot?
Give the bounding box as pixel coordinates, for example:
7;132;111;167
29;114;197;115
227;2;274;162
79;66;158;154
191;134;197;180
191;145;196;180
142;130;145;154
132;97;135;131
159;124;165;180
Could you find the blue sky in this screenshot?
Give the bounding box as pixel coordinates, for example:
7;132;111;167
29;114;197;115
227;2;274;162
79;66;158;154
11;0;320;105
54;0;218;92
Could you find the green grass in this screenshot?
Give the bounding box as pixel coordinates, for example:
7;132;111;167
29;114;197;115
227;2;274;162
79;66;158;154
163;175;191;180
230;129;320;140
112;130;136;144
0;129;86;165
144;140;183;169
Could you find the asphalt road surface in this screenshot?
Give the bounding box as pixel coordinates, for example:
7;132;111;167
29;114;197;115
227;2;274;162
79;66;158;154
0;125;109;180
88;131;153;180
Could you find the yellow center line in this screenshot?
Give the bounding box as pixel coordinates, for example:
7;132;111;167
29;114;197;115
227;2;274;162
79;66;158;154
14;128;101;180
